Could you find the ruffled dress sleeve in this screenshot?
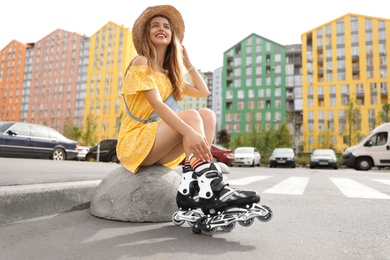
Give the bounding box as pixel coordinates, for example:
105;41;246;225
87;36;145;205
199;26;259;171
121;65;157;95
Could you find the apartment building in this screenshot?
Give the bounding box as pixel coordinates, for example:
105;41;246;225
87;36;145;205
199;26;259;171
221;33;286;134
302;13;390;152
0;40;30;121
19;29;86;131
83;21;136;141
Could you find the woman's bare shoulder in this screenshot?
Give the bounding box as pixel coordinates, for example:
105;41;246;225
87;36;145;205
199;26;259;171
131;56;148;66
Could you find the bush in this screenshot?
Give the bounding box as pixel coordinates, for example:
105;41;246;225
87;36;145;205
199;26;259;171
295;153;310;167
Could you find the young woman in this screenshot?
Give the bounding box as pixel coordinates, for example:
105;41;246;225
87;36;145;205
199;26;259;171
117;5;259;218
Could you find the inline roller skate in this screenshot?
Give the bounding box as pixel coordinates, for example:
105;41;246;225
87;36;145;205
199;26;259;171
172;165;203;227
190;162;273;235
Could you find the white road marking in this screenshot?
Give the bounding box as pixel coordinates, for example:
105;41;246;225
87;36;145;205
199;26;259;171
373;179;390;186
263;177;309;195
330;178;390;199
227;176;271;186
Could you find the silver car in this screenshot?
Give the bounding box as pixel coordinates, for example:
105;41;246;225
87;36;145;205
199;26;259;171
232;147;261;167
269;148;296;168
310;149;338;169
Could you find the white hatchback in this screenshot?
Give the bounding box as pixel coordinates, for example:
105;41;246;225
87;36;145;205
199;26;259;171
232;147;261;167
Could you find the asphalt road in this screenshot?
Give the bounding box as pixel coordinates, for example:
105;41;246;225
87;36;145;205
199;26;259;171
1;160;390;259
0;157;121;186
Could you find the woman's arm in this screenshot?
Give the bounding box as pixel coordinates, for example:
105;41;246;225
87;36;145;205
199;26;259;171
182;45;210;98
143;88;211;162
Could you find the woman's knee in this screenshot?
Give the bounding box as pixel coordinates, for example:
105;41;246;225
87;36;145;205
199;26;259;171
179;109;202;123
198;108;216;124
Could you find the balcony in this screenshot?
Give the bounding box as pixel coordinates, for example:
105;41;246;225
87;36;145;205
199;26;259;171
352;55;359;61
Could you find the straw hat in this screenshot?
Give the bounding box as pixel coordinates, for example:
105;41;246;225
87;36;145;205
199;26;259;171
132;5;185;54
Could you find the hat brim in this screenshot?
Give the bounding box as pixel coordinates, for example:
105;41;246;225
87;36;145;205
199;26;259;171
132;5;185;54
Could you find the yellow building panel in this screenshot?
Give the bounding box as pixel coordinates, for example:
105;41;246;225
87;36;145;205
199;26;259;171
84;22;136;143
302;14;390;153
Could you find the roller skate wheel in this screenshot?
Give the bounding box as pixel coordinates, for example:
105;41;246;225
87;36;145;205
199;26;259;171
257;205;273;222
239;217;255;227
172;211;185;226
201;227;217;236
220;222;236;232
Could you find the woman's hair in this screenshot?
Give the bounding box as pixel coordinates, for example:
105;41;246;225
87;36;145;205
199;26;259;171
133;15;185;101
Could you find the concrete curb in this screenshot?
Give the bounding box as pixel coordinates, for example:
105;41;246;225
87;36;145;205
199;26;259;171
0;180;101;226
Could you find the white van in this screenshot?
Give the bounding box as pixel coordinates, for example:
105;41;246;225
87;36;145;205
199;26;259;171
342;123;390;170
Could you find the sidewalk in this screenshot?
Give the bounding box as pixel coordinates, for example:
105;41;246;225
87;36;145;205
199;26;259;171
0;158;122;226
0;158;230;226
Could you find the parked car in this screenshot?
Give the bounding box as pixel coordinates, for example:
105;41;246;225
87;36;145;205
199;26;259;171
85;138;119;163
232;147;261;167
310;149;338;169
76;146;91;161
269;148;296;168
210;144;236;165
0;121;78;160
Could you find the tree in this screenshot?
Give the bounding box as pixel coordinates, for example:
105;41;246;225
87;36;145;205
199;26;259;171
63;116;74;139
82;113;97;146
345;99;361;146
377;101;390;124
70;126;83;143
275;122;291;148
115;111;124;136
217;129;231;148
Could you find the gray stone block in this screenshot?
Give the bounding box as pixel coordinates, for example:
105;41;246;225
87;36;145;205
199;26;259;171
217;162;230;174
89;165;181;223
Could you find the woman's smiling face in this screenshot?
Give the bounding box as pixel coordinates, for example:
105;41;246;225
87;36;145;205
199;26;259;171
149;16;172;47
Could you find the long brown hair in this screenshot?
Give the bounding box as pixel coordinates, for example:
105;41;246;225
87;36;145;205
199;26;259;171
127;15;185;101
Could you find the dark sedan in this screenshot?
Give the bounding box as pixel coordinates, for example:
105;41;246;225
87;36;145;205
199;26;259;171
85;138;119;163
0;122;78;160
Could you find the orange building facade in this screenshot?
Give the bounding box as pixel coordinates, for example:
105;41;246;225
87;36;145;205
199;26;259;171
0;40;30;121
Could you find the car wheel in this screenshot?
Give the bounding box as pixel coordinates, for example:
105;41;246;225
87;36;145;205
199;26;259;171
356;157;372;171
251;160;255;167
111;154;120;163
52;148;65;161
85;154;94;162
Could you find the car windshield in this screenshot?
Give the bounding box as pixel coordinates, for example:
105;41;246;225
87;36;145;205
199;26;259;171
272;148;293;155
313;150;334;156
235;148;253;154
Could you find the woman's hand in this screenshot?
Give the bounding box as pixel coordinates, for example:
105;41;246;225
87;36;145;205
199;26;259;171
183;129;212;162
182;45;192;69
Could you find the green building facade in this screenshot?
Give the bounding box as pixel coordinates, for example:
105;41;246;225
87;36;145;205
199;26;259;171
222;33;286;135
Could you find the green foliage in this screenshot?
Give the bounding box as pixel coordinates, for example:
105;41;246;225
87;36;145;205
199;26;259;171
377;101;390;124
295;153;310;167
115;111;124;136
82;113;97;146
224;122;292;162
70;126;83;143
63;116;74;139
345;99;361;146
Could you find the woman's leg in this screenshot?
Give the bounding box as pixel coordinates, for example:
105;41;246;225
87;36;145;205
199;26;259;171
141;108;216;166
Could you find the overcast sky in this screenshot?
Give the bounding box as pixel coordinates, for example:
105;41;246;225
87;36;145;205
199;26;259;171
1;0;389;71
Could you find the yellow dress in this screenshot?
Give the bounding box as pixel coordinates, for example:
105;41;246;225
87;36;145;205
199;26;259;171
117;65;185;173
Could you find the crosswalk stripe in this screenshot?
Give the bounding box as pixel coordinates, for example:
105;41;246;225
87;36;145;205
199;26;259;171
373;179;390;186
263;177;309;195
227;176;271;186
330;178;390;199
